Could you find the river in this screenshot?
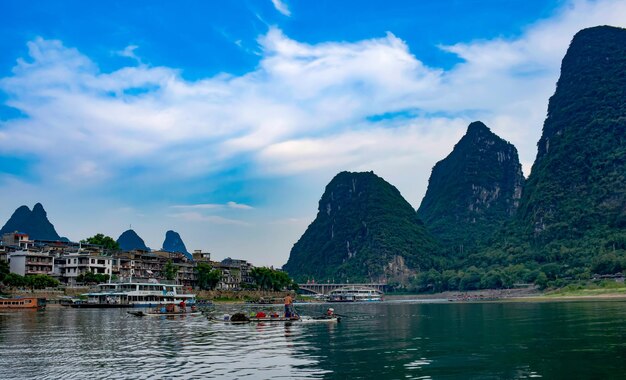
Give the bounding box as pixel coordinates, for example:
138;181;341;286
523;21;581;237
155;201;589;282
1;299;625;379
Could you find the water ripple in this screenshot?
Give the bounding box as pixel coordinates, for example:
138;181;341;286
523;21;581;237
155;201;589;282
1;300;626;379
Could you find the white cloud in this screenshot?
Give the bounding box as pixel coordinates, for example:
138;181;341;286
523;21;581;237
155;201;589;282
171;202;254;210
168;212;251;226
226;201;254;210
116;44;141;63
1;0;625;265
171;204;224;210
271;0;291;17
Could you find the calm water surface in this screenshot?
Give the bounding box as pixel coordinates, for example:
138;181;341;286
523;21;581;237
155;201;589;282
1;300;625;379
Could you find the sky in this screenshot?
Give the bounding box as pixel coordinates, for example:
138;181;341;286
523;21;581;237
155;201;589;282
0;0;625;267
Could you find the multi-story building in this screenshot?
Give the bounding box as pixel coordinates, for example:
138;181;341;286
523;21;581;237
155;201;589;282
216;257;254;290
55;253;113;285
192;250;211;262
9;250;54;276
110;250;194;284
2;232;33;250
174;261;196;288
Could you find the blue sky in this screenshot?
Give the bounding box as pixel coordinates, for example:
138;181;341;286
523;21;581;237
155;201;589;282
0;0;625;266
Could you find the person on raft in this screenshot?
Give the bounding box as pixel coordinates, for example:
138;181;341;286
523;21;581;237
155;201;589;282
284;293;296;318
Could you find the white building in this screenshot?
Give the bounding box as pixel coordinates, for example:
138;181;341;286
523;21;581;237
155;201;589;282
56;254;113;285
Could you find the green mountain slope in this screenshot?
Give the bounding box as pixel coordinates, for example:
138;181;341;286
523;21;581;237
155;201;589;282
517;26;626;246
283;171;441;283
417;121;524;251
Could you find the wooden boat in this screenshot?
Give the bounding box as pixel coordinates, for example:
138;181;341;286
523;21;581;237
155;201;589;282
128;310;202;317
300;315;341;323
214;314;340;324
248;316;301;322
0;297;46;309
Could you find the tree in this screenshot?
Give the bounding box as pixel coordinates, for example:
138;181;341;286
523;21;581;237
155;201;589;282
196;263;221;290
26;274;60;289
251;267;272;290
77;272;110;284
251;267;297;291
163;260;179;281
2;273;27;288
0;260;9;283
535;272;549;290
459;267;482;291
592;253;622;275
81;233;120;251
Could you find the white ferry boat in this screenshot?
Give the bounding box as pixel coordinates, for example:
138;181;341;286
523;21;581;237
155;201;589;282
327;286;383;302
72;282;196;308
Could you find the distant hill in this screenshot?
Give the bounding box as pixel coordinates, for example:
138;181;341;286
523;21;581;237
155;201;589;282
162;230;191;258
417;121;524;252
0;203;62;241
283;171;442;284
117;229;150;251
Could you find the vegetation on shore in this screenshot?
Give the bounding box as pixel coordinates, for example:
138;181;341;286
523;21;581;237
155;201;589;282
543;280;626;297
81;233;120;251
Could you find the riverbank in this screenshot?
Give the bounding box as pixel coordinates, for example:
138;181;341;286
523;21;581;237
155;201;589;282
5;285;626;305
386;286;541;302
2;287;292;304
386;285;626;303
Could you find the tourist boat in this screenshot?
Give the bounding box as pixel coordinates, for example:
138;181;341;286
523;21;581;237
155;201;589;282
0;297;46;309
71;281;196;308
327;286;383;302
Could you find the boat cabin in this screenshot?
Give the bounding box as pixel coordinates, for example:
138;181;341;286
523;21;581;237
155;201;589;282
0;297;46;309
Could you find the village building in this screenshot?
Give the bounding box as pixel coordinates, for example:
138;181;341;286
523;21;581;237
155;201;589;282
54;253;113;285
8;250;54;276
2;231;33;250
215;257;254;290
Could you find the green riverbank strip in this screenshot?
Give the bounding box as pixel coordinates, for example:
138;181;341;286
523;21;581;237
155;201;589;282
544;287;626;298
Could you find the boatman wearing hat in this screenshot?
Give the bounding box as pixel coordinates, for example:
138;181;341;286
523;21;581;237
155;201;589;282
326;308;334;317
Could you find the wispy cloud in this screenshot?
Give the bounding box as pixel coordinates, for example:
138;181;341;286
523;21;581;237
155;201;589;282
116;44;141;63
271;0;291;17
168;212;251;226
226;201;254;210
171;202;254;210
171;204;225;210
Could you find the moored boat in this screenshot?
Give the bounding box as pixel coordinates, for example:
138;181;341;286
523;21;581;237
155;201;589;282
327;286;383;302
0;297;46;309
72;281;196;308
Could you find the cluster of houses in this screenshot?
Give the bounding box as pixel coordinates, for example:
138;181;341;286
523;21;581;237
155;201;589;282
0;231;255;289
